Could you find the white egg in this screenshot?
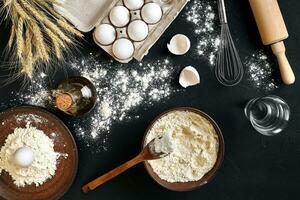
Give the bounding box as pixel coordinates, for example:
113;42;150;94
109;6;130;27
94;24;116;45
123;0;144;10
112;38;134;60
13;147;34;168
141;3;162;24
127;20;149;41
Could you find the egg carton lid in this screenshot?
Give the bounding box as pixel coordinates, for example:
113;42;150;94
54;0;119;32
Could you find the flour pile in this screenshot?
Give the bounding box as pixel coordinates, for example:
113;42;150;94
0;125;60;187
146;111;219;183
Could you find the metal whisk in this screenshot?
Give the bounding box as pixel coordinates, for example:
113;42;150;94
215;0;244;86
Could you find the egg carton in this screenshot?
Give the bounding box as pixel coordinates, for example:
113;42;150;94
55;0;189;63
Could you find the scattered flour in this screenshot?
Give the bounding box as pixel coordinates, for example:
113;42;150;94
1;0;276;154
146;111;219;183
185;0;220;66
0;125;60;187
15;114;48;124
69;56;178;147
7;55;179;152
245;51;279;91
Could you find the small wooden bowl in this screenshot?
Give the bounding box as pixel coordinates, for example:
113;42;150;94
142;107;225;192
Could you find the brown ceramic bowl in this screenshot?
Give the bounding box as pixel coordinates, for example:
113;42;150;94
142;107;225;192
0;106;78;200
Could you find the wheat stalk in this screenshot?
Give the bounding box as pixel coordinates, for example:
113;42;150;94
44;26;64;59
8;20;16;48
12;0;30;20
2;0;83;78
16;17;24;62
33;0;83;37
21;28;33;78
19;0;72;43
8;6;17;48
30;22;49;61
57;19;83;37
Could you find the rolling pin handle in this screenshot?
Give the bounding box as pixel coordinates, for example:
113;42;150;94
271;41;295;85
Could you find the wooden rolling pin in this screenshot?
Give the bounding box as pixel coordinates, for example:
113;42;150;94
249;0;295;85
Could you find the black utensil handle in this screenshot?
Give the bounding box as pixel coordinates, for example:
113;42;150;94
218;0;228;24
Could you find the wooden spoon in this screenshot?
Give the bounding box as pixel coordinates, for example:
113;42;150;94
82;136;171;193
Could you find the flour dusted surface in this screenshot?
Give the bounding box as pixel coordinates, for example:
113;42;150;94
0;125;60;187
146;111;219;183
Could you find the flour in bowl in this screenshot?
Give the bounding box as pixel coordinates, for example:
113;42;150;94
145;111;219;183
0;125;65;187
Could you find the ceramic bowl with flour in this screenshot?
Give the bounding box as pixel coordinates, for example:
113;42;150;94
143;107;224;191
0;106;78;200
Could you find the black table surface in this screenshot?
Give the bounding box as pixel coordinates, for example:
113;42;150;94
1;0;300;199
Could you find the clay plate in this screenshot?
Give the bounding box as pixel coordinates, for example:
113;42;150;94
142;107;225;192
0;106;78;200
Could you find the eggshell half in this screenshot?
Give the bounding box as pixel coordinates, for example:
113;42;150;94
167;34;191;55
179;66;200;88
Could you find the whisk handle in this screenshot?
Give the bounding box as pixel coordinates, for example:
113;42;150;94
218;0;228;24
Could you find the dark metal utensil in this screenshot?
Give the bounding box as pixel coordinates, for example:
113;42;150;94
215;0;244;86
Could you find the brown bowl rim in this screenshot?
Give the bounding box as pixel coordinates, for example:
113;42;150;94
142;107;225;192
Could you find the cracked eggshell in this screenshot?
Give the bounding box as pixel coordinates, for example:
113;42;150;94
179;66;200;88
109;6;130;27
167;34;191;55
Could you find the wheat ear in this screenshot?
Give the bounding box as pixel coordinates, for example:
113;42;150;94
8;5;17;48
16;17;24;62
8;21;16;48
33;0;83;37
30;22;49;61
44;26;65;59
19;0;72;43
12;0;31;20
21;28;33;78
3;0;13;8
57;19;83;37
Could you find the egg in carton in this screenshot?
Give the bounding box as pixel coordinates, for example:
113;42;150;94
55;0;189;63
